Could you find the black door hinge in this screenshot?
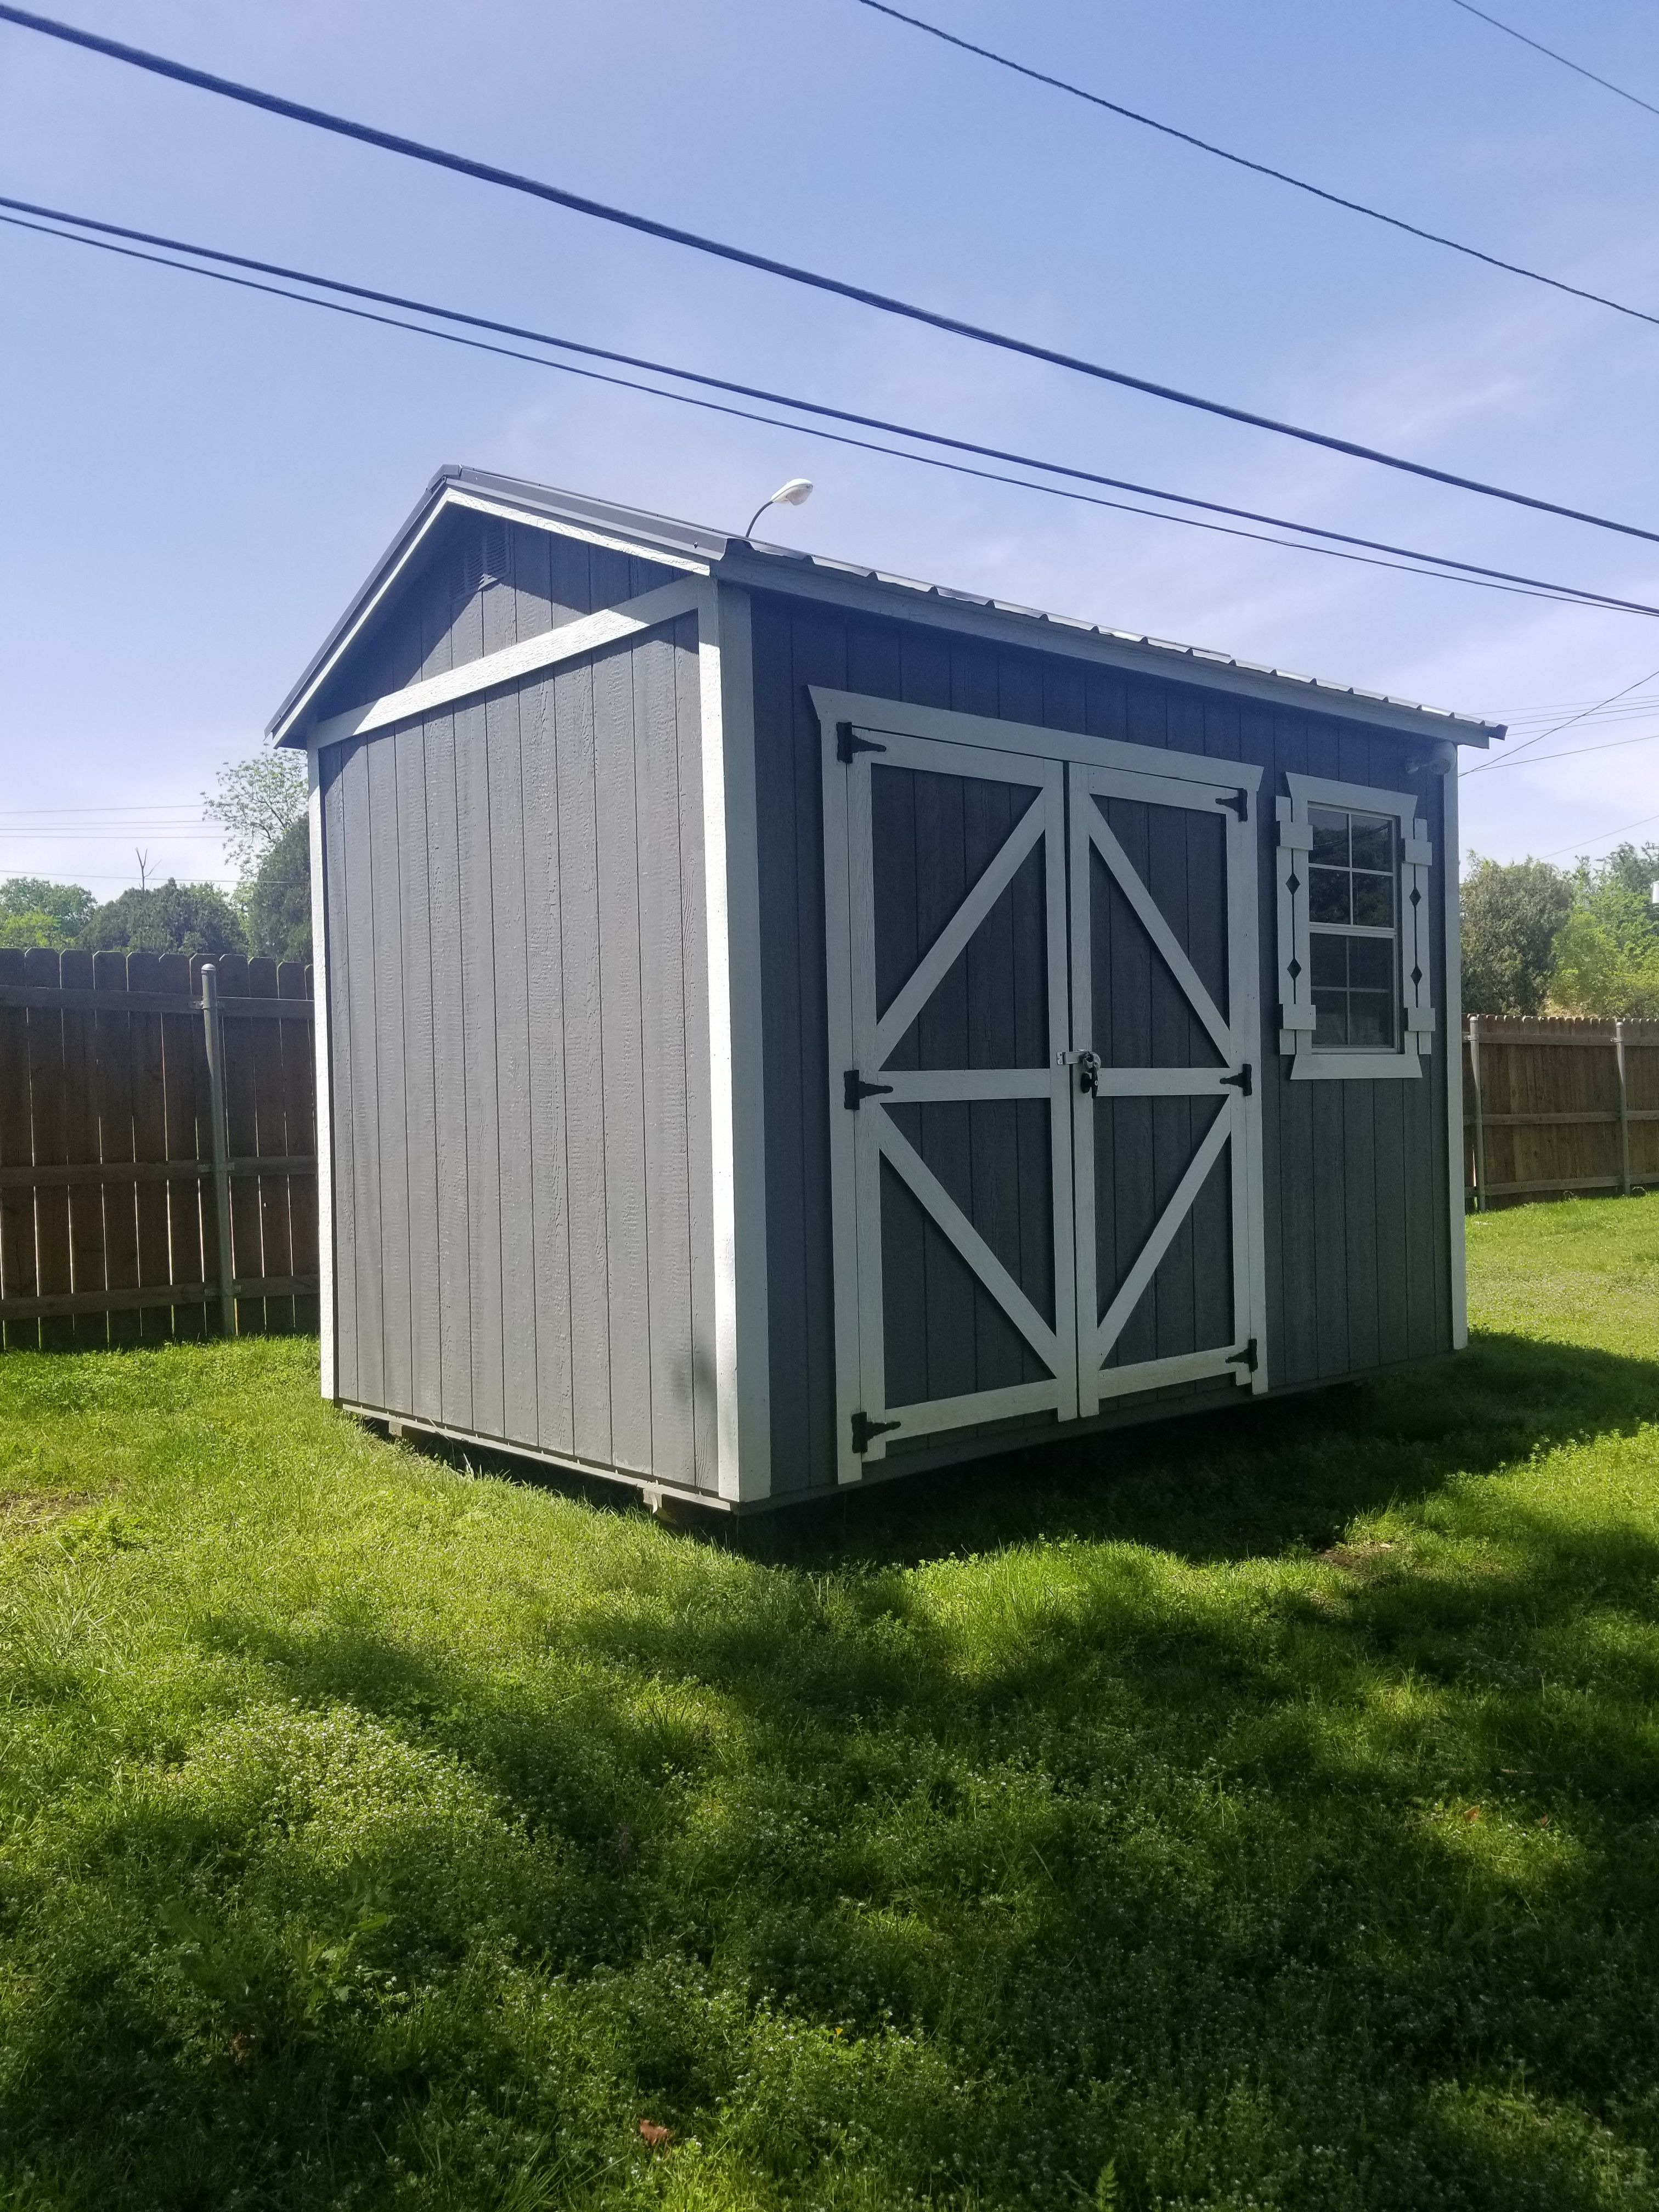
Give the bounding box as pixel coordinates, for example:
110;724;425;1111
851;1410;901;1454
1231;1338;1259;1374
844;1069;895;1110
1218;788;1249;821
1221;1063;1253;1096
837;721;887;764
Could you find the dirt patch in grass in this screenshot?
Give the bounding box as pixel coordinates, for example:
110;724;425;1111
0;1488;107;1533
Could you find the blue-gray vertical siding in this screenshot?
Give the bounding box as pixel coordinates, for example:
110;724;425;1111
319;612;721;1491
747;591;1454;1495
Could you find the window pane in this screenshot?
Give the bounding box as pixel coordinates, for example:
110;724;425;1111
1352;873;1394;928
1312;990;1348;1046
1310;934;1348;986
1308;869;1351;924
1350;815;1393;871
1348;994;1393;1048
1348;936;1394;990
1309;808;1348;866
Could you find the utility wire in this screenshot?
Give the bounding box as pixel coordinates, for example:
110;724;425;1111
1539;809;1659;861
6;6;1659;551
1448;0;1659;123
860;0;1659;332
8;193;1656;624
1464;662;1659;774
1453;725;1659;772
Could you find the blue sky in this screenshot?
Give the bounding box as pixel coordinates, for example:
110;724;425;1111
4;0;1659;893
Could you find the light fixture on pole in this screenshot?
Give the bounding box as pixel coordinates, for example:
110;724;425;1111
743;478;813;540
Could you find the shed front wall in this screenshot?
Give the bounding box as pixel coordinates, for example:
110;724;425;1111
749;590;1454;1496
318;612;722;1492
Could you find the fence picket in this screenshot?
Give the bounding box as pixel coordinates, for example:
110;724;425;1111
0;949;37;1350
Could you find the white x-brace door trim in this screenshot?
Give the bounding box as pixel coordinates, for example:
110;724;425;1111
824;722;1077;1484
1069;760;1268;1414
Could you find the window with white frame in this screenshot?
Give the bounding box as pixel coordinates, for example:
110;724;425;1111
1276;775;1435;1081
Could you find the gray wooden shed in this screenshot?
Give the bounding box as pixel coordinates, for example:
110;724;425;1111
271;466;1500;1510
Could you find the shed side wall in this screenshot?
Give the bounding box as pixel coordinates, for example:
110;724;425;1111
748;591;1452;1495
320;612;720;1489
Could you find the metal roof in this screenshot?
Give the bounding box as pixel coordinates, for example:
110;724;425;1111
269;465;1506;746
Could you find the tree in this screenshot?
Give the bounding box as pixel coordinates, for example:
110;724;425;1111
1460;856;1573;1017
245;817;311;963
1549;844;1659;1019
76;881;247;958
203;750;307;889
0;877;97;950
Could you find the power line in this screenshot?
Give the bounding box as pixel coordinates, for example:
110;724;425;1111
7;198;1658;627
1464;661;1659;774
860;0;1659;334
1448;0;1659;123
7;7;1659;551
1457;725;1659;772
1539;809;1659;862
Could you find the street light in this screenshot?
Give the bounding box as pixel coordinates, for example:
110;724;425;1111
743;478;814;540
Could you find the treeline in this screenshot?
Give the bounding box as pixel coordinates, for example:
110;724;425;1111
1463;840;1659;1019
1;753;309;963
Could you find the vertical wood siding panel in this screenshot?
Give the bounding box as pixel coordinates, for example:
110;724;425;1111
366;738;413;1410
321;751;358;1395
396;725;442;1423
422;713;473;1430
674;616;721;1492
520;676;577;1458
633;629;697;1487
554;659;613;1465
487;688;540;1444
592;643;653;1473
454;698;505;1438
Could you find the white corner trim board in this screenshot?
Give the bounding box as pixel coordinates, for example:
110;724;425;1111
307;575;706;751
306;748;337;1402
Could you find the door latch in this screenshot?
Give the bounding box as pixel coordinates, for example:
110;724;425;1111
1074;1049;1102;1096
844;1069;895;1110
1221;1064;1252;1096
851;1410;901;1454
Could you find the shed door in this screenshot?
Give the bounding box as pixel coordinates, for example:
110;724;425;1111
1069;760;1266;1414
823;721;1078;1484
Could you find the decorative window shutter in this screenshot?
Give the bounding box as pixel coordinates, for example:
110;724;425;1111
1275;798;1315;1054
1401;821;1436;1049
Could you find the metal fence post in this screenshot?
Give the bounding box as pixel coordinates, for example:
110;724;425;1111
200;963;236;1337
1468;1014;1487;1213
1615;1018;1632;1197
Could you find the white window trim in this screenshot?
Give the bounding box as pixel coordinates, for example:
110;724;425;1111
1277;772;1434;1083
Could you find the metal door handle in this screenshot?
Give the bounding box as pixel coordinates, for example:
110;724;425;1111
1076;1049;1101;1096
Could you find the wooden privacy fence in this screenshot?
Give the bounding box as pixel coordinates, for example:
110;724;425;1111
1463;1015;1659;1210
0;948;319;1349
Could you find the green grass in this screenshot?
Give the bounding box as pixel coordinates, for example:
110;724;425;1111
4;1200;1659;2210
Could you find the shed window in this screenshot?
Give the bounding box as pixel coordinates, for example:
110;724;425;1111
1276;777;1435;1081
1307;806;1398;1051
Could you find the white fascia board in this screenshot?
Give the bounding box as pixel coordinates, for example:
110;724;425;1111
309;577;704;751
730;554;1497;749
272;484;711;744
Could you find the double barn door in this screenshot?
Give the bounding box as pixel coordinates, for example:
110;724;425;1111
820;692;1266;1485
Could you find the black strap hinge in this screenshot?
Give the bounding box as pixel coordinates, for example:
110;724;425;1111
1218;788;1249;821
851;1410;901;1454
837;721;887;764
1221;1063;1252;1096
844;1069;895;1110
1231;1338;1259;1374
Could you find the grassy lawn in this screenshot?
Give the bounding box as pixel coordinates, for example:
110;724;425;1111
3;1202;1659;2210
